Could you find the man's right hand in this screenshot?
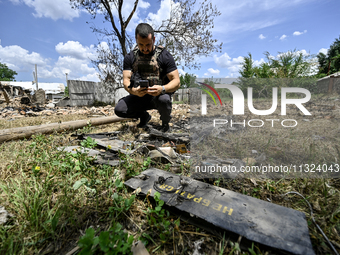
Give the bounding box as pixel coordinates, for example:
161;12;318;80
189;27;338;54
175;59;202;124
130;86;148;97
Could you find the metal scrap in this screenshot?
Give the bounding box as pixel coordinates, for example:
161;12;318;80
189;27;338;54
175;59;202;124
125;168;315;255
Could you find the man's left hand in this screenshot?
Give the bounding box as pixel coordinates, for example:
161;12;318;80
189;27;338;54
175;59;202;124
147;85;163;96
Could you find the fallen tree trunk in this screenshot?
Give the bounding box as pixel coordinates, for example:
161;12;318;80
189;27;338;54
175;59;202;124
0;116;133;144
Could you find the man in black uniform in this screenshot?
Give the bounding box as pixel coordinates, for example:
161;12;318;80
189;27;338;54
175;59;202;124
114;23;180;132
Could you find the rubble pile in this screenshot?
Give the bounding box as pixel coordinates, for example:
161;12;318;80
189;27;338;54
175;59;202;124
0;105;116;119
0;94;191;120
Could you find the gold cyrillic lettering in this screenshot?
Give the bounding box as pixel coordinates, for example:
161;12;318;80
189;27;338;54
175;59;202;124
223;207;233;215
212;203;222;211
194;197;202;203
202;199;211;206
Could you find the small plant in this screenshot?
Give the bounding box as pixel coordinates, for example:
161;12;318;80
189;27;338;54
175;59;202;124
108;178;136;218
252;187;261;198
141;192;173;246
81;136;97;149
142;157;152;170
80;123;94;134
228;241;241;255
248;242;263;255
78;223;134;255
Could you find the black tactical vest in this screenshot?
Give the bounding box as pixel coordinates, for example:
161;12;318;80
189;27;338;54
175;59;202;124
132;45;165;86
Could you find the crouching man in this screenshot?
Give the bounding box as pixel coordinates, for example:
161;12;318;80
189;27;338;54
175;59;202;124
114;23;180;132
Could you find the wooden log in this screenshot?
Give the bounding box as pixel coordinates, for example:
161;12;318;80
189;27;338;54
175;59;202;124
0;116;133;144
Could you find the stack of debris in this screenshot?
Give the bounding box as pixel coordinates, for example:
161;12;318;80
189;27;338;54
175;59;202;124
0;82;32;106
65;127;191;170
0;105;117;119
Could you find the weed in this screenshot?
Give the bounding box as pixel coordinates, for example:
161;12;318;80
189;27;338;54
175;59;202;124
228;241;241;255
248;243;262;255
108;178;135;218
78;223;134;255
141;192;174;247
142;157;152;171
219;233;227;255
81;136;98;149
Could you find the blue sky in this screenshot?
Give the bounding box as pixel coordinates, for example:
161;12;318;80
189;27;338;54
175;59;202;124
0;0;339;87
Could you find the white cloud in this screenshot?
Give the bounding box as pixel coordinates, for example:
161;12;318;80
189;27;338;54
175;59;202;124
209;53;244;77
254;59;266;66
296;49;310;57
55;41;96;60
206;68;220;75
280;34;287;40
259;34;266;40
276;49;310;59
0;45;48;72
78;73;100;82
0;43;99;82
138;0;150;9
147;0;180;29
49;41;98;81
212;53;244;76
293;30;307;36
10;0;80;21
319;48;328;55
40;54;98;81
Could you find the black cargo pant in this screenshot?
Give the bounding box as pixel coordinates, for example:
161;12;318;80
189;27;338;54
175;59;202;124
114;93;172;123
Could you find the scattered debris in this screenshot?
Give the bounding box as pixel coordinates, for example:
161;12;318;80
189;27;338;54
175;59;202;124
0;206;12;225
255;153;266;163
131;241;150;255
0;104;118;119
125;168;315;255
192;239;205;255
78;131;191;171
32;88;46;105
0;82;32;106
58;146;103;157
148;146;177;164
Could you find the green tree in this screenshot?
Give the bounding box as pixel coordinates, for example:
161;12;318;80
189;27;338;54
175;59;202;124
0;62;17;81
179;73;196;88
239;53;274;78
64;86;69;97
240;50;315;79
264;50;314;78
239;53;256;78
238;50;316;97
317;35;340;77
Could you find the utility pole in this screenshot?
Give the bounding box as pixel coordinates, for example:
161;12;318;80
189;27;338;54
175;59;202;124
65;73;68;86
32;64;38;90
65;73;68;96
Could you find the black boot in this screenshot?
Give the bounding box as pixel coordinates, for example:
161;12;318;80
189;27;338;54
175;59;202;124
160;122;170;132
137;112;151;128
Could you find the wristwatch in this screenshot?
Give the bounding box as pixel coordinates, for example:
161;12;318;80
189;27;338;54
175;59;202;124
161;86;166;95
